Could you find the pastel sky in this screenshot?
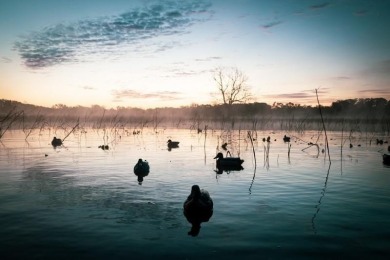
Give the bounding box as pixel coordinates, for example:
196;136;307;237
1;0;390;109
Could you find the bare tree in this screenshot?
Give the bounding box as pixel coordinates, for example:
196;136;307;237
213;67;252;105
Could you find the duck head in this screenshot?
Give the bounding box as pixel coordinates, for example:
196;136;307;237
213;152;223;160
190;185;201;198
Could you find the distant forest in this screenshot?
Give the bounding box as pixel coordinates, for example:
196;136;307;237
1;98;390;133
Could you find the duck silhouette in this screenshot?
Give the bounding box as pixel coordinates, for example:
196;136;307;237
183;185;213;236
283;135;291;142
51;137;62;147
167;139;180;149
214;152;244;169
133;159;150;185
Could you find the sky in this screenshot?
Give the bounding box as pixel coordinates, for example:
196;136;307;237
1;0;390;109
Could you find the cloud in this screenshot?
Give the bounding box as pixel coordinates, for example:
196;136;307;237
357;88;390;95
332;76;351;80
309;3;330;10
264;92;313;99
195;56;222;62
81;86;95;90
353;10;369;16
263;88;330;100
112;89;182;101
14;0;212;69
261;20;283;29
1;57;12;63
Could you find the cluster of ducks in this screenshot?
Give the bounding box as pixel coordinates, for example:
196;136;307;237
133;141;244;236
133;158;215;236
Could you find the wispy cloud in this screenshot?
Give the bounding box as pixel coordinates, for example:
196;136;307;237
358;88;390;95
263;88;330;100
81;86;95;90
112;89;182;101
309;3;330;10
14;0;212;69
1;56;12;63
332;76;351;80
264;92;313;99
261;20;283;29
353;10;369;16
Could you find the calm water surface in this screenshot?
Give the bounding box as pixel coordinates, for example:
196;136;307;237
0;128;389;259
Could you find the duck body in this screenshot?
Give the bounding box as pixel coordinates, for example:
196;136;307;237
283;135;291;142
383;154;390;166
167;139;180;148
51;137;62;147
134;159;150;175
134;159;150;185
183;185;213;235
214;152;244;168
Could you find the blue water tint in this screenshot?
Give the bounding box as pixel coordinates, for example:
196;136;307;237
0;128;389;259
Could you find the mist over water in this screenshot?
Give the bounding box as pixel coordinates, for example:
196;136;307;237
0;128;389;259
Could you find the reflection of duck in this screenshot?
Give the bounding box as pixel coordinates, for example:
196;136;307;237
283;135;290;142
383;154;390;166
183;185;213;236
51;137;62;147
133;159;150;185
214;152;244;169
167;139;180;149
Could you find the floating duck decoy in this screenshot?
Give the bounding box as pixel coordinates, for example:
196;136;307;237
134;159;150;185
266;136;271;142
283;135;291;142
214;152;244;169
51;137;62;147
183;185;213;236
377;139;384;145
98;145;109;150
167;139;180;149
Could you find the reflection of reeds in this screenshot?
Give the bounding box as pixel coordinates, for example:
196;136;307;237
263;141;270;170
311;162;331;234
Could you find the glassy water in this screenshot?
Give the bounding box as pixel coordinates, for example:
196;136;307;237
0;128;389;259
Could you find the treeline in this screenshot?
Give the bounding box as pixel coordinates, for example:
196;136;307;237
1;98;389;132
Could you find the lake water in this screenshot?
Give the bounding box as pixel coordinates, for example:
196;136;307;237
0;128;389;259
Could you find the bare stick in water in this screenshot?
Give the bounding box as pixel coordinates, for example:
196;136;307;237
315;88;331;163
62;120;80;142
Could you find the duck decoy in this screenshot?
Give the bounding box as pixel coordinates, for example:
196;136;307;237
266;136;271;142
283;135;291;142
98;145;109;150
214;152;244;169
383;154;390;166
134;159;150;185
51;137;62;147
377;139;384;145
183;185;213;236
167;139;180;148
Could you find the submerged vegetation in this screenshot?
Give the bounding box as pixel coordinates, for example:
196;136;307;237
1;98;390;139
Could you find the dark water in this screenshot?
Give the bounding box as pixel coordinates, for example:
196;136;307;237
0;128;389;259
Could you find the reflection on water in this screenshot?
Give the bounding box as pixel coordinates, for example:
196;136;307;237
0;128;390;258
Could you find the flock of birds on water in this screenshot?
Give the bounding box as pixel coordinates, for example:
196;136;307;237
49;132;389;236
